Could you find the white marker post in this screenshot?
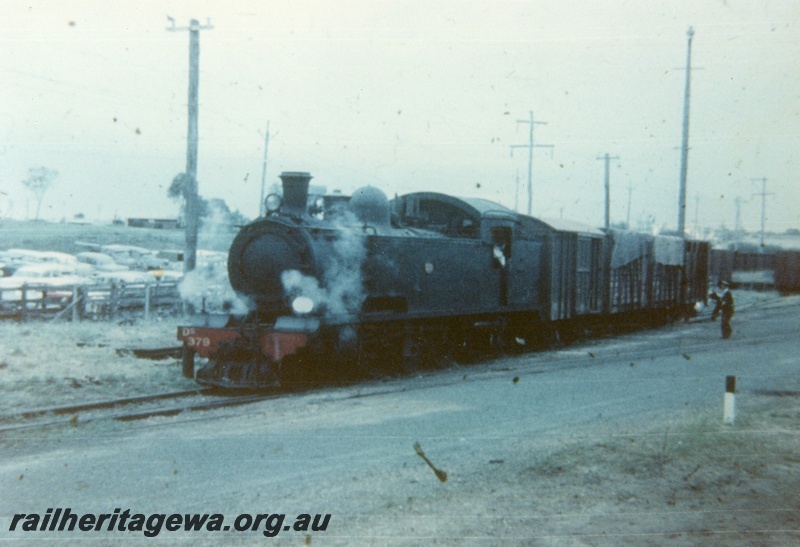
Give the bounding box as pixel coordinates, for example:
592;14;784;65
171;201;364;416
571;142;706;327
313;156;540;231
724;376;736;425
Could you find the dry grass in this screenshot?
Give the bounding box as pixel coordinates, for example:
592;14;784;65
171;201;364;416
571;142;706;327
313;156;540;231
352;395;800;545
0;319;195;415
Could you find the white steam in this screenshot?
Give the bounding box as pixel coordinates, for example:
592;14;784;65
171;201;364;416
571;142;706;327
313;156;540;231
179;261;250;315
178;202;250;314
281;215;368;318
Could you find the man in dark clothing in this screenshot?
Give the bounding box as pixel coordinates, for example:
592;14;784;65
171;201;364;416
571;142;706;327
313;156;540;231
710;281;735;339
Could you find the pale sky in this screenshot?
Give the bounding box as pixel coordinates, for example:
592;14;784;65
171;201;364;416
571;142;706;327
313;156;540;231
0;0;798;233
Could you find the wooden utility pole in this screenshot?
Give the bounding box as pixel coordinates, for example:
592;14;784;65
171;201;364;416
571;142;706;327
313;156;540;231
168;17;213;274
694;193;700;235
626;182;633;228
734;196;744;240
259;122;271;217
677;26;695;238
510;111;553;215
596;153;619;229
751;177;773;248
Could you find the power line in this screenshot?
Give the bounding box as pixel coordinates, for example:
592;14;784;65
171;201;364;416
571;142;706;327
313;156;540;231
626;182;633;228
510;111;553;216
734;195;745;238
751;177;774;248
596;153;619;229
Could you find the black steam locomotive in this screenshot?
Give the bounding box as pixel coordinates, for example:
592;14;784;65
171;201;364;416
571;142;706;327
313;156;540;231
178;171;710;389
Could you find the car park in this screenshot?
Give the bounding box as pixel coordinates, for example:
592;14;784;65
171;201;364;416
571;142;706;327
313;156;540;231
93;270;157;285
0;263;93;305
100;244;169;271
76;251;128;272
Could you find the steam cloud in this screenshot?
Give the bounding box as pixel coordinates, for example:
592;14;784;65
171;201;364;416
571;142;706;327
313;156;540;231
179;265;250;315
281;214;368;318
178;201;250;314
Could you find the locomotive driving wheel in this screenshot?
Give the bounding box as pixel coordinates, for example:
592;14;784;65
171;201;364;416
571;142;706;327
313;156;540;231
355;322;408;377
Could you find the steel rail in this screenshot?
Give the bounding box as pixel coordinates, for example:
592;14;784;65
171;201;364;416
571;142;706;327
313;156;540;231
4;388;214;422
2;293;795;434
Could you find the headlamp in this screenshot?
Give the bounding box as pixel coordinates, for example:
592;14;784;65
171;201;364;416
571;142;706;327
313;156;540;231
291;296;314;315
264;193;282;213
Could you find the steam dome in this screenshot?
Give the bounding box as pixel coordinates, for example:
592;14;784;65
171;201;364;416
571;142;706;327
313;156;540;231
349;186;390;228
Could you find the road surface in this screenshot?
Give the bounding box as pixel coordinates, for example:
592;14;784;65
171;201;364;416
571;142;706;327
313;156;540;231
2;294;798;544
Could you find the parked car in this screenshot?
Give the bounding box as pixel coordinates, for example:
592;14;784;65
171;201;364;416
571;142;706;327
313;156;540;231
0;263;93;305
76;252;128;273
100;244;168;271
150;269;184;282
37;251;93;276
156;249;184;271
2;248;46;263
3;263;90;282
93;270;157;285
0;249;93;276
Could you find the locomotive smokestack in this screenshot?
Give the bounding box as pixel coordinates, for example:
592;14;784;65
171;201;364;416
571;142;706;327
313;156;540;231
280;171;312;215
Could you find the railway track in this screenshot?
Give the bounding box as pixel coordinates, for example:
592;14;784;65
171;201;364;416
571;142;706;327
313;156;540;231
0;388;281;434
2;293;794;436
6;328;791;437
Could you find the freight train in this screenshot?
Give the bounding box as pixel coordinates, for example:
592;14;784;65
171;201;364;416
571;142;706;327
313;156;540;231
178;171;710;389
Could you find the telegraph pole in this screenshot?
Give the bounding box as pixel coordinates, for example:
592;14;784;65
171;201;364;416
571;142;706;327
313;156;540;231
751;177;773;248
168;17;213;274
596;153;619;229
510;111;553;215
734;196;743;241
259;122;271;217
626;182;633;228
677;26;696;238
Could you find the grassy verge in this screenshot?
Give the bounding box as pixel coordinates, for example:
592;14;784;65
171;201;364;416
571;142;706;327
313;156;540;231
357;394;800;545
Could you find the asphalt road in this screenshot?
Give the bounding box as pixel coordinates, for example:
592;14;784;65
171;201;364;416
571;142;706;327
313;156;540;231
2;295;798;544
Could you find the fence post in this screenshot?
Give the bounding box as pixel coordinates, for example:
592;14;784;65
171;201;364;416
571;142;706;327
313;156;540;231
110;283;118;319
20;284;27;322
72;286;79;323
79;286;86;320
144;284;151;320
724;376;736;425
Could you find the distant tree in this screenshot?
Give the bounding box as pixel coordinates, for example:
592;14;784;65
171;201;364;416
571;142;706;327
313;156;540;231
169;173;248;227
22;166;58;220
168;172;192;200
168;173;198;226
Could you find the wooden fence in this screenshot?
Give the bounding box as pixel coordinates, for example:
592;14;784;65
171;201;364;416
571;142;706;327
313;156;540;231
0;281;182;321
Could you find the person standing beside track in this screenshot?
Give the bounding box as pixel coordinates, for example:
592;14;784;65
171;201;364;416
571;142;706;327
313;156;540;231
710;281;735;339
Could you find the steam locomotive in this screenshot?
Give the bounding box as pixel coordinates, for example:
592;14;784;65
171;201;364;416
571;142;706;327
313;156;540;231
178;171;710;389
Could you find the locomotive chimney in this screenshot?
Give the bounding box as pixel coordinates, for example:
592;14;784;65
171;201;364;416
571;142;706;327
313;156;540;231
280;171;312;215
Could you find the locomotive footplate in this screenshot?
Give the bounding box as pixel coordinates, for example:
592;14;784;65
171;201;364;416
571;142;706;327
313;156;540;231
177;317;320;388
